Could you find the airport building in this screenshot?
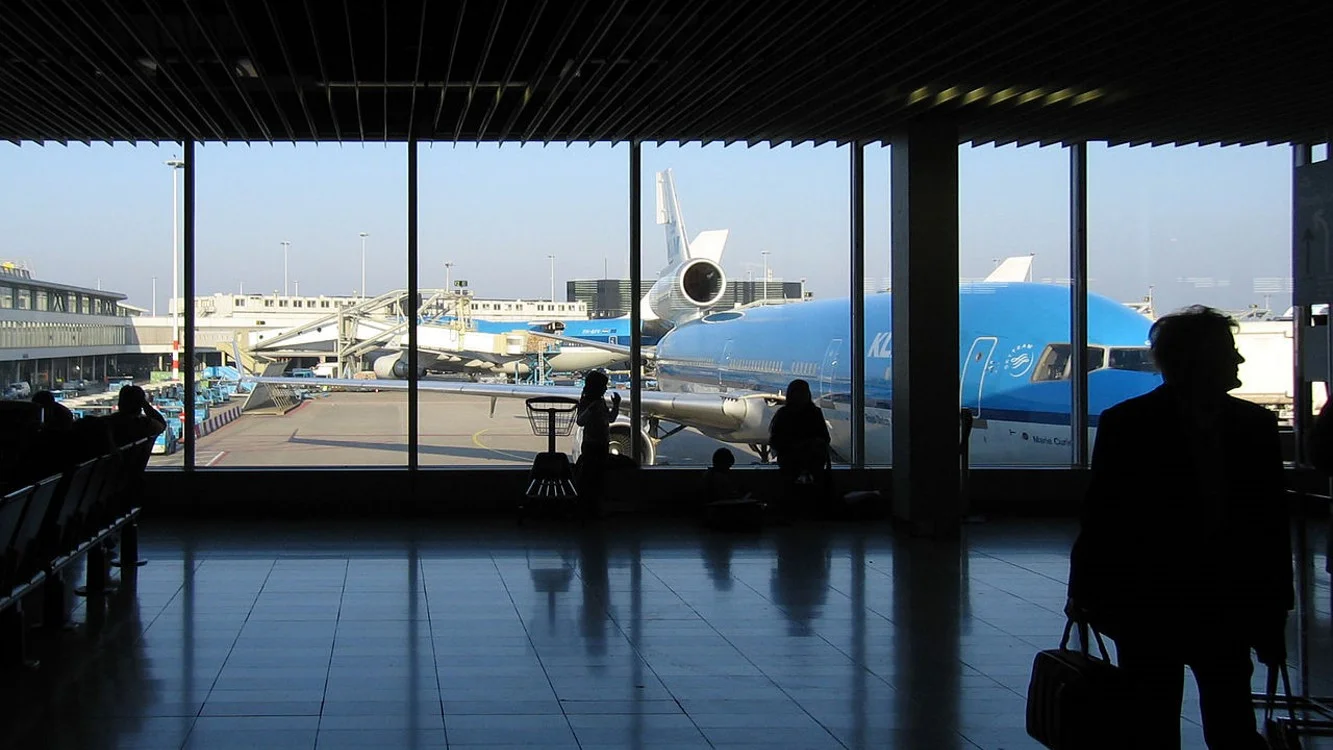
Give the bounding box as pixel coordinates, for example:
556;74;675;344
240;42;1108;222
0;262;141;391
2;5;1332;749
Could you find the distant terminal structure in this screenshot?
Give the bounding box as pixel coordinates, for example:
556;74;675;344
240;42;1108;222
0;261;143;393
568;277;807;319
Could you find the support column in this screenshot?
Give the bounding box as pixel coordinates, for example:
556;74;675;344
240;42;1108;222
891;120;960;536
850;143;866;468
407;139;420;471
182;139;196;470
629;142;643;462
1070;143;1089;467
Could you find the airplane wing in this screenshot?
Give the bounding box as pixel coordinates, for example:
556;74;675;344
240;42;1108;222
527;331;650;360
244;375;775;434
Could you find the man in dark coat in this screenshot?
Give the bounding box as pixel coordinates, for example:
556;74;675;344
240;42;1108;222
1068;305;1292;749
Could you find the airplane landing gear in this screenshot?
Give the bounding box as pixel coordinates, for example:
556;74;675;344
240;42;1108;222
750;443;771;464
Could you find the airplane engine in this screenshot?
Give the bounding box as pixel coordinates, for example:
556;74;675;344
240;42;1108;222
646;257;726;325
371;352;423;379
608;420;657;466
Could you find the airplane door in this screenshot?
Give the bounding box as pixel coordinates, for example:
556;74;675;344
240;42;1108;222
820;338;843;402
960;336;998;416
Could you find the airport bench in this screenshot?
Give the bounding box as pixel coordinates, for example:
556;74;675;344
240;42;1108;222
0;438;150;668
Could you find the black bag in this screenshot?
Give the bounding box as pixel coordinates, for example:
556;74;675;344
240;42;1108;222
1026;619;1129;749
1264;663;1302;750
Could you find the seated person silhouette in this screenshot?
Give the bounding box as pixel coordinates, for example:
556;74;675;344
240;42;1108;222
104;385;168;448
1067;305;1292;750
700;448;749;504
768;379;831;497
32;390;75;431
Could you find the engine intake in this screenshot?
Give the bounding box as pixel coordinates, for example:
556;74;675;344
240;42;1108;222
646;258;726;325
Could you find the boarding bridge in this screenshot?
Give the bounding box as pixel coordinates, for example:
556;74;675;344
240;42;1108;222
242;288;554;378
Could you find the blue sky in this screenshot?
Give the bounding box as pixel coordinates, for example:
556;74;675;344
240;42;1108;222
0;140;1292;316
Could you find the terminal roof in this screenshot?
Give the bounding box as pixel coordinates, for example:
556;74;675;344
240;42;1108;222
2;1;1330;147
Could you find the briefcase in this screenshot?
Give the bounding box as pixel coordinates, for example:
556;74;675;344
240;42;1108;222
1026;619;1129;749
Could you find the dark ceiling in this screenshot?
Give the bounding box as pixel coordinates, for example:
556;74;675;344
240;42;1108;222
2;0;1331;146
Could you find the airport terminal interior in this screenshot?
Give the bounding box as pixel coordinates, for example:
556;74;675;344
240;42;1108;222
4;2;1333;748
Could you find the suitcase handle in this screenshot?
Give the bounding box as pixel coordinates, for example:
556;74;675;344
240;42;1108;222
1060;618;1111;662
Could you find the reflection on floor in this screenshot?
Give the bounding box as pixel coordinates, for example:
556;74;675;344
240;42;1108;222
4;519;1331;749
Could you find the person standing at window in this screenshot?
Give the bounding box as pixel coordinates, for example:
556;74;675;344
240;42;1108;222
575;371;620;518
1067;305;1292;749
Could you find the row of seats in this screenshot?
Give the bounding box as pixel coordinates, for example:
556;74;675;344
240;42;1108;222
0;437;150;668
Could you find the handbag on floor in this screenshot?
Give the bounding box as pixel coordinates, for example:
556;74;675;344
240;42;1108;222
1264;663;1303;750
1025;618;1129;749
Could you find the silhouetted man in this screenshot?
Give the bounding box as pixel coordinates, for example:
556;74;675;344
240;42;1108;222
1068;305;1292;749
105;385;167;447
32;390;74;431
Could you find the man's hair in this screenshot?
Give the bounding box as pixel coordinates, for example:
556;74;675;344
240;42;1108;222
1148;305;1238;381
32;390;55;406
118;384;146;412
711;447;735;469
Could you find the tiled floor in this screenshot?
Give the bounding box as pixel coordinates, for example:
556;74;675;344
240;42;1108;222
4;518;1332;749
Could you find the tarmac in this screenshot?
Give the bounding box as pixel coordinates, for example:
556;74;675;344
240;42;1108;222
149;391;760;469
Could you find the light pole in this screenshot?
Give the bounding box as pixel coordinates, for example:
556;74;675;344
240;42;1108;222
294;280;299;297
151;276;157;317
445;261;453;290
165;157;184;381
280;240;291;297
761;250;770;303
548;254;556;302
359;232;369;298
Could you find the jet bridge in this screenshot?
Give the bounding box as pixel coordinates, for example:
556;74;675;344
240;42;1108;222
244;288;552;379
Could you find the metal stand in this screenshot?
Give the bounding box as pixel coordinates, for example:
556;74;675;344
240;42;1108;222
520;397;580;520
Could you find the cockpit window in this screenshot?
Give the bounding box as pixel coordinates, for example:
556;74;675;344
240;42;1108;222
1030;344;1106;382
1108;347;1157;373
1031;343;1157;381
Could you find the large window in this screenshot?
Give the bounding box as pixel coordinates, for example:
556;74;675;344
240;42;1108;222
0;143;161;396
188;145;409;468
640;144;851;468
1088;144;1292;442
960;145;1072;466
417;144;626;467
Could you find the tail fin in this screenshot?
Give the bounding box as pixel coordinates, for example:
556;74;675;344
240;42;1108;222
655;168;730;266
984;255;1034;283
656;169;689;268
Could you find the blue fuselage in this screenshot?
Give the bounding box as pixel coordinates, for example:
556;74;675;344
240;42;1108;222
653;282;1162;465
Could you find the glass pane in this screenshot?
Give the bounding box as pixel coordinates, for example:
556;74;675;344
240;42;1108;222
960;144;1073;466
417;144;626;466
641;144;850;470
1088;144;1292;450
864;144;892;466
187;144;409;468
0;143;160;432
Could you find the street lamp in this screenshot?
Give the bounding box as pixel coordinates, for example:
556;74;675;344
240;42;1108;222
445;261;454;290
359;232;369;299
761;250;771;303
165;157;184;381
547;254;556;302
280;240;291;297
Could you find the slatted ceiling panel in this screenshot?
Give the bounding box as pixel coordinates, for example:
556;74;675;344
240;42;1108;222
1;0;1332;146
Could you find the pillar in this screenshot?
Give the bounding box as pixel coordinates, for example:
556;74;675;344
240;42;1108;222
891;119;960;536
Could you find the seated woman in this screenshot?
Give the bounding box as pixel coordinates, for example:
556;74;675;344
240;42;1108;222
767;379;832;506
